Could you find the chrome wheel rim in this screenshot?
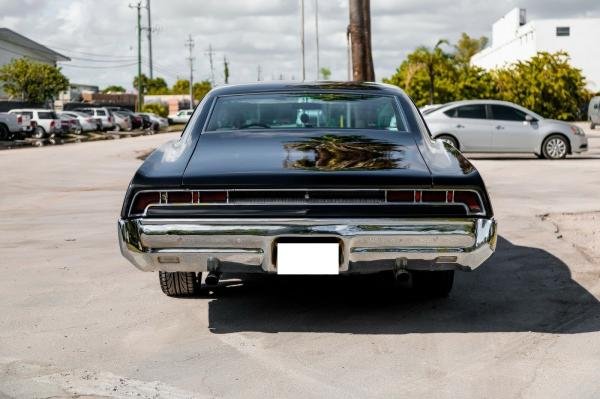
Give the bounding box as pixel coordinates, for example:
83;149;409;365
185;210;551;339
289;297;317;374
546;138;567;159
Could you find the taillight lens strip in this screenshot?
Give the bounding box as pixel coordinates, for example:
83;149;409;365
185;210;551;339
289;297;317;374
128;189;484;216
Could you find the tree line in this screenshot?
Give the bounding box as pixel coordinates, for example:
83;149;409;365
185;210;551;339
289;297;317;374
383;33;593;121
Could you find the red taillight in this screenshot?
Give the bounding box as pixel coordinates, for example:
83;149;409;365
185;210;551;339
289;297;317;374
50;121;55;127
17;115;22;124
422;191;446;202
454;191;482;213
131;192;160;215
386;190;414;202
129;190;228;216
168;191;192;203
108;116;112;123
385;189;483;214
199;191;227;203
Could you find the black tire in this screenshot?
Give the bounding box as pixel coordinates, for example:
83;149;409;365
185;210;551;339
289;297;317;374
541;134;569;159
411;270;454;298
0;123;9;140
591;122;596;130
437;134;459;149
159;271;200;297
32;126;45;139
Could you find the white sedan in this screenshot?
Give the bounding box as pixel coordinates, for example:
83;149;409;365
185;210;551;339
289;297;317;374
168;109;194;124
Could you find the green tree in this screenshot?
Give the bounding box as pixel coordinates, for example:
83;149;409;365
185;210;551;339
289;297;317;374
320;67;332;80
0;58;69;102
494;51;590;120
383;45;459;107
193;80;212;101
454;33;488;65
171;79;190;94
133;74;169;95
223;56;230;84
142;102;168;117
102;85;126;93
147;77;169;94
406;40;450;105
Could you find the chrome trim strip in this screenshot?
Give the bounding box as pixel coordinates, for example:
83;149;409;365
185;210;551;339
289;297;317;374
118;217;497;273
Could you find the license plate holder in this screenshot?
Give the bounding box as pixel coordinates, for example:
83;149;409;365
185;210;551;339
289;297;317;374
276;243;340;275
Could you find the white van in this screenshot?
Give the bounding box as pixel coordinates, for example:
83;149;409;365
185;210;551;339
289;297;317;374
589;96;600;129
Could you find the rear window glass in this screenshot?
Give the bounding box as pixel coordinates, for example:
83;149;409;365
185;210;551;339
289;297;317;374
38;112;58;119
96;110;106;116
206;93;406;132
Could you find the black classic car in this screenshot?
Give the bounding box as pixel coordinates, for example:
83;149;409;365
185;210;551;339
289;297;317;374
118;82;497;297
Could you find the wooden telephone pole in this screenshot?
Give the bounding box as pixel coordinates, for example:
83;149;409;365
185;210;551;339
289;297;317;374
348;0;375;81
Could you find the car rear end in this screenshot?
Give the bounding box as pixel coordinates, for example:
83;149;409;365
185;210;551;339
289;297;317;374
118;88;496;298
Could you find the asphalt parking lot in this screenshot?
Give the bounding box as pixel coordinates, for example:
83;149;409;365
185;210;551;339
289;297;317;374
1;127;600;398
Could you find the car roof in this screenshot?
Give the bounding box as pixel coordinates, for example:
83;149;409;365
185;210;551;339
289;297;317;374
9;108;53;112
208;81;406;97
428;99;544;119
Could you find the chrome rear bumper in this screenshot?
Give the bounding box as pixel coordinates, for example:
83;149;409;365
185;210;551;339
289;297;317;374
118;217;497;274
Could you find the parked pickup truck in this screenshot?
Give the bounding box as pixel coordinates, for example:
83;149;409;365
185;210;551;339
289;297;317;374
0;112;32;140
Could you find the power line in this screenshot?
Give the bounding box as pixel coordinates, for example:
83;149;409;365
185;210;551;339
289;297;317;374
60;62;138;69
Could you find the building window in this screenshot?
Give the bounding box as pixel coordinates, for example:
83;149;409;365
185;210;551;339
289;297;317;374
556;27;570;36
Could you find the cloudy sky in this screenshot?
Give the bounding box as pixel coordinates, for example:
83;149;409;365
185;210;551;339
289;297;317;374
1;0;599;90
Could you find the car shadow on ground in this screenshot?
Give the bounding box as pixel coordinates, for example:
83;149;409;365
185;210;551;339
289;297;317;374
205;236;600;335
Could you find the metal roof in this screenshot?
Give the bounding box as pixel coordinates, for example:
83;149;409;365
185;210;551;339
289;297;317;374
0;28;70;62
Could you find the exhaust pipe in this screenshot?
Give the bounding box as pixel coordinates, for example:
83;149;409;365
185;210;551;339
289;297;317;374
394;269;410;282
205;272;221;286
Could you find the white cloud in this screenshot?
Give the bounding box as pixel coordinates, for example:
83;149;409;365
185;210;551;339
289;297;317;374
1;0;598;89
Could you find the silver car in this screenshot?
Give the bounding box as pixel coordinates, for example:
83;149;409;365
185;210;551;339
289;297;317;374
424;100;588;159
589;96;600;129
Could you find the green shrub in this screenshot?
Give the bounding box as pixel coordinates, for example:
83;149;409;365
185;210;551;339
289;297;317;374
142;102;168;117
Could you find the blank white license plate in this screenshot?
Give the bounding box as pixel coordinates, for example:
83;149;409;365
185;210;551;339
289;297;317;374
276;243;339;275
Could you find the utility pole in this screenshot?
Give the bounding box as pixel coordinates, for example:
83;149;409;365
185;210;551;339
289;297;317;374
315;0;320;79
146;0;153;78
348;0;375;81
129;2;143;111
300;0;305;81
185;35;195;107
205;44;215;86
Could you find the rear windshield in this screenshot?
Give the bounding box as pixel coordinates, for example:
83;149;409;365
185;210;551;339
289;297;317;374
206;93;406;132
38;112;58;119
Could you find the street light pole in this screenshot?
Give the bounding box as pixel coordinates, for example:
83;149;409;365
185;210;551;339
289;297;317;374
300;0;305;81
315;0;320;80
146;0;153;79
185;35;195;107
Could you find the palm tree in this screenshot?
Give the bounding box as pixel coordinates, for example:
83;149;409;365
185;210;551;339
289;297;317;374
407;39;450;104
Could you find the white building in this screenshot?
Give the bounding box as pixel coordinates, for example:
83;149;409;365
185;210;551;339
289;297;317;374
472;8;600;90
0;28;70;98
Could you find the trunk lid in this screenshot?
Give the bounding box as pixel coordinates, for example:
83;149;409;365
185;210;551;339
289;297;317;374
182;130;432;188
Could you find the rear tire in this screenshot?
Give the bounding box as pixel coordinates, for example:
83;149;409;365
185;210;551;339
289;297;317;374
0;123;9;140
437;134;459;149
411;270;454;298
592;122;596;130
32;126;45;139
159;271;200;297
